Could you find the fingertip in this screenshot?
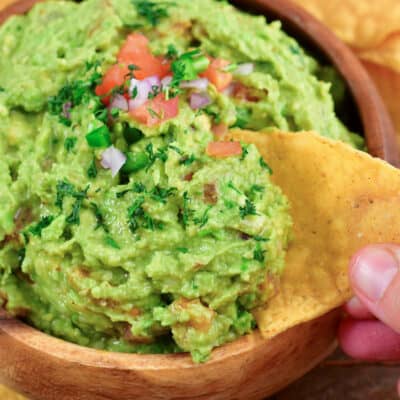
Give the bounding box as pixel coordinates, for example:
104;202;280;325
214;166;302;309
344;297;374;319
339;318;400;361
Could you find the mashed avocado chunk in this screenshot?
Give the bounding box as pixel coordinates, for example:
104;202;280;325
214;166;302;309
0;0;360;362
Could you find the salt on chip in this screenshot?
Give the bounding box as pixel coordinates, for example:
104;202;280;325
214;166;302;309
231;129;400;339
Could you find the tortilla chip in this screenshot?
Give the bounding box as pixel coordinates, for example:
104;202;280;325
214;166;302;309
231;130;400;339
292;0;400;50
362;61;400;144
358;34;400;73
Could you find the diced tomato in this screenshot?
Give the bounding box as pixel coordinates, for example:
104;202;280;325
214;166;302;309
206;141;242;158
201;58;233;92
211;123;229;140
95;63;130;105
118;33;170;80
129;94;179;126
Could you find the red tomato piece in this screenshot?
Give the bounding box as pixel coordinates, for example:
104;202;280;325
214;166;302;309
201;58;233;92
211;123;229;140
118;33;170;80
130;94;179;126
206;141;242;158
95;64;130;105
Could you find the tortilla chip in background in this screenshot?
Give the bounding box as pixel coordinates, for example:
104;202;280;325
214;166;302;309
358;33;400;74
292;0;400;73
231;130;400;339
291;0;400;50
363;61;400;142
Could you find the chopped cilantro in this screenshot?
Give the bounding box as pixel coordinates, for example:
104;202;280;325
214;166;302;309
128;64;140;72
66;185;89;226
150;185;177;204
224;199;236;209
145;143;168;170
181;191;193;228
64;137;77;153
104;235;120;249
87;158;98;179
90;202;108;232
0;87;5;92
133;182;147;193
259;157;273;174
176;247;189;253
127;195;162;233
94;108;108;124
48;63;101;125
193;206;212;228
166;44;179;60
240;144;249;161
127;196;145;233
55;180;89;225
168;145;183;155
239;199;257;219
132;0;173;27
148;85;161;100
203;105;222;124
131;85;138;99
250;184;264;193
27;215;55;237
170;49;210;95
55;180;76;209
179;154;196;166
116;189;131;198
253;243;266;262
227;181;241;195
110;108;120;119
66;198;83;225
253;235;268;242
249;184;264;199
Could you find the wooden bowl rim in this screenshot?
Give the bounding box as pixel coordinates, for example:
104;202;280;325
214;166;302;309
0;0;398;371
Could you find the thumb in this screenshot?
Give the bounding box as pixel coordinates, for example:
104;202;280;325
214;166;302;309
349;244;400;333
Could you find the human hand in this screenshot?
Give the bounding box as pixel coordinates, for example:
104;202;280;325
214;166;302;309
338;244;400;395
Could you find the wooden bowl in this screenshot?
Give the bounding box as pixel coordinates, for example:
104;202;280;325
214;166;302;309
0;1;398;399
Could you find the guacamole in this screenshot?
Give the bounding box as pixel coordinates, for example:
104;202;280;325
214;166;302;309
0;0;360;362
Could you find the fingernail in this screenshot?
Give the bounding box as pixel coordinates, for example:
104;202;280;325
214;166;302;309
351;247;398;303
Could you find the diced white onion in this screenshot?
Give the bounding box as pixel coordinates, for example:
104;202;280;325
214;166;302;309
109;94;128;112
129;79;152;110
161;75;173;90
146;75;161;88
101;146;127;178
180;78;209;91
190;93;211;110
235;63;254;76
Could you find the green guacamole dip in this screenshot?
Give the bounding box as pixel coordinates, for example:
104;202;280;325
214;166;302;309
0;0;361;362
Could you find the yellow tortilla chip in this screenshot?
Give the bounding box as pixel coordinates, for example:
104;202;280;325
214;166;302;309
359;34;400;73
362;61;400;143
231;130;400;339
292;0;400;50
